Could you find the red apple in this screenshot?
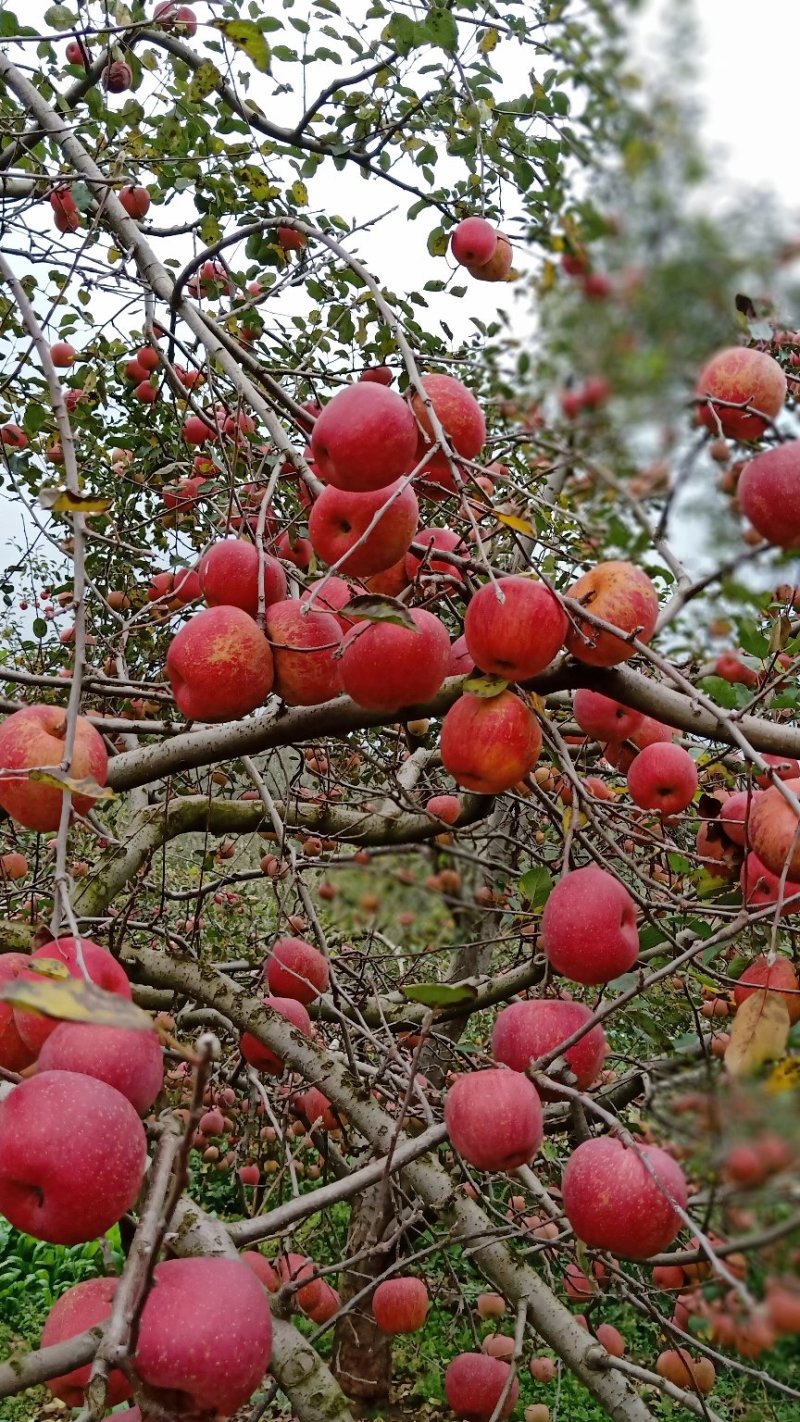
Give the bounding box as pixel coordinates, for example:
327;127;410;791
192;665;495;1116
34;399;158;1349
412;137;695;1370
276;1252;323;1313
714;652;758;687
755;753;800;787
120;184;151;218
440;691;542;793
50;341;75;367
306;1280;342;1323
737;441;800;546
153;2;198;36
364;557;410;598
37;1022;164;1114
444;1067;543;1171
447;634;473;676
721;788;758;845
627;743;698;815
240;996;312;1073
275;530;313;570
166;606;273;721
0;423;28;449
308;479;419;577
299;577;355;629
573;689;643;743
405;526;465;581
199;540;287;618
182;413;218;445
360;365;393;385
747;776;800;880
583;272;612;299
562;1137;688;1258
451;217;498;267
265;935;330;1004
695;347;786;442
134;379;158;403
277;225;307;252
740;851;800;913
13;936;132;1056
445;1353;519;1422
292;1085;338;1131
491;999;607;1095
372;1277;429;1333
241;1251;280;1292
541;865;639;984
0;705;108;831
565;561;659;666
0;954;37;1072
0;1070;146;1244
65;39;89;67
41;1277;131;1407
467;233;513;282
411;374;486;462
426;793;462;824
340;608;450;711
733;954;800;1024
265;600;343;706
464;576;566;682
310;384;418;491
135;1257;271;1415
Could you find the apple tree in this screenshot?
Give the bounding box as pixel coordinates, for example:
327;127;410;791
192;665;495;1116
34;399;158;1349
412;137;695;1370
0;2;798;1421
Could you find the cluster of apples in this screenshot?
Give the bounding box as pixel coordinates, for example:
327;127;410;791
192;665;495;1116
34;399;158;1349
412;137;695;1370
450;217;514;282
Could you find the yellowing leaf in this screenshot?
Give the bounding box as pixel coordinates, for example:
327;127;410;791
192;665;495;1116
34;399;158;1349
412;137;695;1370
189;60;222;102
339;595;416;631
213;19;271;73
479;27;499;53
27;769;114;801
288;180;308;206
540;260;557;292
525;693;547;717
39;487;111;514
724;990;791;1078
242;167;280;201
492;510;536;536
0;974;153;1031
766;1056;800;1094
462;674;508;699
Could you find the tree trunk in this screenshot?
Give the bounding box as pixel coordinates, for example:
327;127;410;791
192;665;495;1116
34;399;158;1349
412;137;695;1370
331;1182;395;1402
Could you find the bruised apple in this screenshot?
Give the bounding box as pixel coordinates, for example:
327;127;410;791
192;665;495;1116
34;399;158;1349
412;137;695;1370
541;865;638;984
464;576;566;681
565;561;658;666
340;608;450;710
166;606;273;721
491;999;607;1095
0;705;108;831
444;1068;543;1171
562;1137;688;1258
440;691;541;794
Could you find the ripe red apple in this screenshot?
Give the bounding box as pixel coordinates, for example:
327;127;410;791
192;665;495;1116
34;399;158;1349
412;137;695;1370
37;1022;164;1114
50;341;76;367
147;568;200;610
292;1085;338;1131
721;788;758;845
440;690;542;793
737;441;800;546
451;217;498;267
153;2;198;37
276;1252;323;1313
182;413;218;445
445;1353;519;1422
541;865;639;984
120;184;151;218
0;1070;146;1244
0;705;108;831
565;561;659;665
341;608;450;711
372;1277;429;1333
13;936;132;1055
595;1323;625;1358
308;479;419;577
124;357;148;382
241;1251;280;1292
299;577;355;629
426;793;462;824
135;1257;271;1415
265;600;343;706
310;384;418;491
136;345;159;372
277;225;307;252
448;634;473;676
240;995;312;1073
714;652;758;687
627;743;698;815
733;953;800;1023
464;576;566;682
491;999;607;1095
444;1067;543;1171
583;271;612;299
740;851;800;912
265;935;330;1004
562;1137;688;1257
411;374;486;462
467;232;513;282
0;954;37;1072
360;365;393;385
41;1277;131;1407
134;379;158;403
755;752;800;787
573;689;643;743
276;529;313;570
306;1280;342;1323
695;347;786;442
65;39;89;67
199;540;287;618
0;423;28;449
405;526;465;581
166;605;273;721
747;776;800;880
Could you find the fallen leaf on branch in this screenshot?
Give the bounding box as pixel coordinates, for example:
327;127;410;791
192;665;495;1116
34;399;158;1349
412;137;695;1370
724;990;791;1077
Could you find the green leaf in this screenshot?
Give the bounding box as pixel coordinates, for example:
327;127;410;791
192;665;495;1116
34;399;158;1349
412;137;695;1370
423;7;458;51
698;675;743;710
189;61;222;103
384;14;421;55
213;19;272;73
339;595;416;631
402;982;478;1008
427;225;448;257
518;866;554;910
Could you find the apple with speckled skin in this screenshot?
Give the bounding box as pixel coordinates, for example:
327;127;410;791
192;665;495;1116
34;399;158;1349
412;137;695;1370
0;705;108;831
309;480;419;578
738;441;800;546
747;776;800;881
565;561;659;666
451;217;498;267
562;1137;687;1258
311;384;417;491
695;347;786;442
411;374;485;464
134;1257;272;1416
740;851;800;913
440;691;541;794
167;605;273;721
541;865;639;984
0;955;36;1072
445;1068;543;1171
627;743;698;815
0;1071;146;1244
37;1022;164;1114
341;608;450;711
199;540;287;618
41;1278;131;1407
265;600;343;706
464;576;566;682
491;999;607;1096
573;689;643;743
373;1277;429;1333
